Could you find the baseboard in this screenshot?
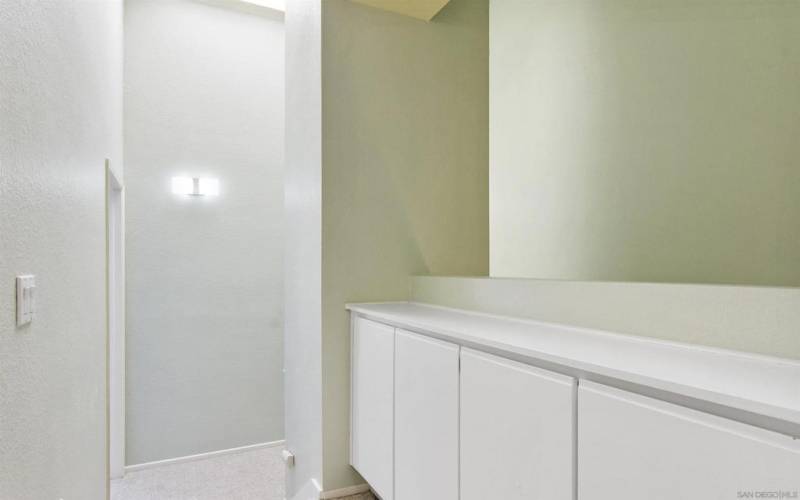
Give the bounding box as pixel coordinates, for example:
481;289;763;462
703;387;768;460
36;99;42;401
319;483;371;499
125;439;285;474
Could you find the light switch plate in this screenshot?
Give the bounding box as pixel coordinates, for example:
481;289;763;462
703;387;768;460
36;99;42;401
16;275;36;326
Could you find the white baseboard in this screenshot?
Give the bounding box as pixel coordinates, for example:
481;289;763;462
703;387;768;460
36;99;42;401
319;483;371;499
125;439;285;474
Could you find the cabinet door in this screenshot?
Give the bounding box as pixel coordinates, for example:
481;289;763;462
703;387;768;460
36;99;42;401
350;317;394;500
460;349;575;500
579;381;800;500
394;329;459;500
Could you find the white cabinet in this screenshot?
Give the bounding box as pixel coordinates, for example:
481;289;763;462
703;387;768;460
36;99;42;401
349;306;800;500
350;317;394;500
460;349;575;500
394;329;459;500
579;381;800;500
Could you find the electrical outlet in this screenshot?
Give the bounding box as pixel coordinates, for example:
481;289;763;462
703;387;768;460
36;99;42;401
281;449;295;467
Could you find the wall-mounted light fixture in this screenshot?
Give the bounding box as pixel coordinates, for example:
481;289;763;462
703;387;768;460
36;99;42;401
172;177;219;196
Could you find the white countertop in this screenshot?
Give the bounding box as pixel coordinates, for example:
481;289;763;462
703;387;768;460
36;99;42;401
347;302;800;431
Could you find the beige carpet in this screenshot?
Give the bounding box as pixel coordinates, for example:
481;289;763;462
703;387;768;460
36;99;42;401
112;446;285;500
111;445;376;500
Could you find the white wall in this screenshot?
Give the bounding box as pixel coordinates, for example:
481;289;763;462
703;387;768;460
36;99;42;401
284;0;324;496
320;0;489;490
490;0;800;286
124;0;285;465
0;1;123;499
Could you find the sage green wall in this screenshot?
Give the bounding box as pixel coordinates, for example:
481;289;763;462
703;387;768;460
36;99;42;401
321;0;489;490
490;0;800;286
411;276;800;360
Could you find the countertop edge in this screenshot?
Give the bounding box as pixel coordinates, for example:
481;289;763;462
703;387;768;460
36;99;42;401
346;301;800;434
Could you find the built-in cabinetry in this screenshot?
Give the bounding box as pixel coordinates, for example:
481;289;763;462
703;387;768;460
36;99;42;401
579;381;800;500
349;303;800;500
460;348;575;500
395;330;459;500
350;317;394;500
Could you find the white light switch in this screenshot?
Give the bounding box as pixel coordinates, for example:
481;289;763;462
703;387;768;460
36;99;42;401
16;275;36;326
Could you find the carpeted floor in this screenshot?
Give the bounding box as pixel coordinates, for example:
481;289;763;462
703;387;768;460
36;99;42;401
111;446;375;500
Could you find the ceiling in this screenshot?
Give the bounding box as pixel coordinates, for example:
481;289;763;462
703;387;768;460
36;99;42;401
349;0;451;21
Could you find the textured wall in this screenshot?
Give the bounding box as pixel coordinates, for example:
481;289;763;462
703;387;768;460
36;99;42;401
490;0;800;286
411;276;800;360
0;1;123;499
320;0;489;490
124;0;285;465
